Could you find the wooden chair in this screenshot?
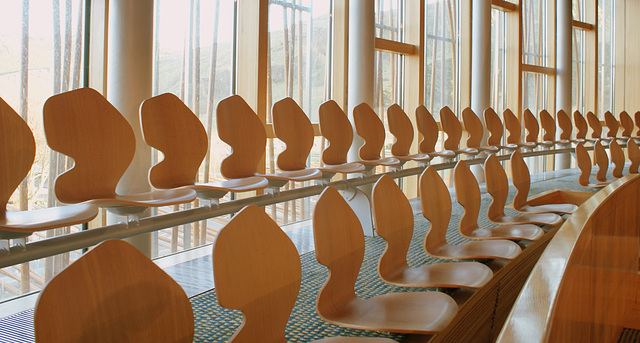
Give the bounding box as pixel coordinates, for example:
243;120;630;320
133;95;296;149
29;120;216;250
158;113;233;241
572;110;589;144
372;175;493;289
604;110;621;142
556;109;573;145
510;150;577;214
317;100;367;174
42;88;196;218
593;140;611;182
419;166;521;260
575;143;609;188
484;107;518;151
0;97;99;252
628;139;640;174
503;108;536;149
216;95;322;188
314;187;458;334
140;93;268;206
586;111;603;143
635;111;640;137
609;139;625;178
386;104;431;165
461;107;499;153
619;111;635;140
538;110;558;147
352;103;402;169
440;106;480;157
414;105;457;160
523;109;548;149
215;205;395;343
453;161;544;241
273;98;364;179
484;154;563;226
34;239;194;342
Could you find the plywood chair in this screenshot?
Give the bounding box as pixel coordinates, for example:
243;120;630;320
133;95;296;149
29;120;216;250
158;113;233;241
619;111;635;140
484;107;518;151
314;187;458;334
453;161;544;241
317;100;367;174
593;140;611;182
386;104;431;165
372;175;493;289
140;93;268;206
34;239;194;342
414;105;456;160
586;111;603;143
213;205;398;343
419;166;521;260
0;97;99;253
510;150;577;214
440;106;480;157
556;109;573;145
43;88;196;218
609;139;625;178
352;103;403;169
217;95;322;188
572;110;589;144
575;143;609;188
537;110;557;148
484;154;563;226
628;139;640;174
604;110;620;142
273;98;364;179
461;107;499;153
503;109;536;149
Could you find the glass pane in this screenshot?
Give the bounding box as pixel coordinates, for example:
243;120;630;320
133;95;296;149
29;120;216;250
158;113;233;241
424;0;459;117
522;0;548;66
573;0;586;21
522;72;548;114
490;8;508;114
598;0;615;116
374;51;404;159
572;28;585;113
375;0;404;41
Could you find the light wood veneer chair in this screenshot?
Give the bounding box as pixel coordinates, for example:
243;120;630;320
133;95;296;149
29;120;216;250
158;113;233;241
575;143;610;188
510;150;577;214
34;239;194;343
462;107;499;153
593;139;611;182
539;109;569;146
586;111;604;144
0;97;99;253
484;107;518;151
317;100;367;174
572;110;589;144
439;106;480;157
386;104;431;165
453;161;544;241
609;139;625;178
140;93;268;206
43;88;196;218
415;105;456;160
628;139;640;174
352;103;403;169
503;109;536;149
483;154;563;226
604;110;622;142
419;166;521;260
372;175;493;289
523;109;553;149
216;95;322;188
556;109;573;145
273;98;365;179
619;111;635;140
635;111;640;137
314;186;458;334
213;205;396;343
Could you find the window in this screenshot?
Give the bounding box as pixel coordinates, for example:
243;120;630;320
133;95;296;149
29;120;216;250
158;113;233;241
598;0;615;116
491;8;508;114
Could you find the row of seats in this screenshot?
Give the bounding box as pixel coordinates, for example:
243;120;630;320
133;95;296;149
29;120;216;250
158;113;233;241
33;145;581;341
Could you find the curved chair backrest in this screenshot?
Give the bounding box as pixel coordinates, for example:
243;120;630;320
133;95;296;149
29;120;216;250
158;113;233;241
604;111;619;138
628;139;640;174
503;109;522;145
510;150;531;211
0;97;36;213
556;110;572;141
353;103;385;160
484;154;509;219
619;111;634;137
217;95;266;179
372;175;414;278
318;100;353;165
140;93;208;189
609;139;625;178
34;239;194;343
213;205;301;342
272;97;315;171
635;111;640;136
573;110;588;140
387;104;414;156
415;105;439;154
594;140;609;182
419;166;451;252
484;107;504;147
575;143;592;187
453;161;482;236
43;88;135;204
440;106;462;150
539;109;556;141
586;111;602;139
462;107;483;148
523;109;539;143
313;186;362;316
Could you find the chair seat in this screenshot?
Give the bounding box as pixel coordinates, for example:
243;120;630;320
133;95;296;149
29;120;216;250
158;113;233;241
464;224;544;241
490;212;563;226
382;261;492;289
479;145;500;153
455;147;480;156
426;150;457;158
321;292;458;334
571;138;587;144
263;168;323;182
516;203;577;215
191;176;269;200
519;141;538;149
360;157;402;167
395;153;431;162
499;143;519;150
0;203;99;233
429;240;522;260
539;140;554;147
318;163;366;175
90;188;197;214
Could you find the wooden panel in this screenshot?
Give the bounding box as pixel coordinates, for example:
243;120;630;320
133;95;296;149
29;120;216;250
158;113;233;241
572;20;594;31
492;0;518;12
374;38;416;55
